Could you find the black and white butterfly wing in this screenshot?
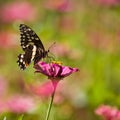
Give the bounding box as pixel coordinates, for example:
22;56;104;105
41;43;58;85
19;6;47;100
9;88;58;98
19;24;45;51
17;24;48;70
17;44;38;70
17;54;26;70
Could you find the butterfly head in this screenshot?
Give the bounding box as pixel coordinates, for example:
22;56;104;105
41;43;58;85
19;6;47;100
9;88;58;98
44;50;49;58
46;42;55;56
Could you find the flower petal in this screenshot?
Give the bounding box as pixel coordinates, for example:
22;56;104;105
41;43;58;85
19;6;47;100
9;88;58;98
61;66;79;77
95;105;120;120
34;62;52;76
34;61;79;80
7;95;36;113
53;64;62;77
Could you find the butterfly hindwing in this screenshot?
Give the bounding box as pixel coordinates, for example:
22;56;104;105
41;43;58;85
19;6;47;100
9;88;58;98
17;45;38;70
34;48;44;64
17;54;26;70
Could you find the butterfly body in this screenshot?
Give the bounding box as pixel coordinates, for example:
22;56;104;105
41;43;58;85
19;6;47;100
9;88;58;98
17;24;48;70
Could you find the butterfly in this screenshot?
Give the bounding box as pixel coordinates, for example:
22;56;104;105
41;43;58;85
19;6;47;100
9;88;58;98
17;24;49;70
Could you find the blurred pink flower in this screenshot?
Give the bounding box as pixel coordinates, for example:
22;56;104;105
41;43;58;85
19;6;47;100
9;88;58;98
51;43;70;57
1;1;37;22
87;30;114;52
32;81;64;104
44;0;72;12
34;61;79;81
7;95;36;113
0;100;7;113
0;32;18;48
95;104;120;120
93;0;119;6
33;81;53;97
58;16;76;32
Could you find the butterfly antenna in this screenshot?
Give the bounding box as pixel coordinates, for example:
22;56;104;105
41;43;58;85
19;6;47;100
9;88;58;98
47;42;56;61
48;42;56;52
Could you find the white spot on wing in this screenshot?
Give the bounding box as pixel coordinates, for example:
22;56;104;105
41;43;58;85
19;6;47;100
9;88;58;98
28;28;31;31
28;39;32;42
22;39;25;41
35;38;39;40
20;59;23;62
21;55;24;58
31;37;34;39
31;45;37;60
22;46;26;48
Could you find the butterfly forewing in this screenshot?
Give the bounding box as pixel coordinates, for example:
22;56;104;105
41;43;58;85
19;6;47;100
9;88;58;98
19;24;45;51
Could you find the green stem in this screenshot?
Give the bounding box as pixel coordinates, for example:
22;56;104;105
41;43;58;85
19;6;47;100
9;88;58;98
45;86;56;120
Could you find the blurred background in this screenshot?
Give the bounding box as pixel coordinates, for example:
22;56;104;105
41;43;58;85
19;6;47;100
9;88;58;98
0;0;120;120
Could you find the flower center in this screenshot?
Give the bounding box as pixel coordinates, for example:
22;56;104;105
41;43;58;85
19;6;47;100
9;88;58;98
51;61;62;65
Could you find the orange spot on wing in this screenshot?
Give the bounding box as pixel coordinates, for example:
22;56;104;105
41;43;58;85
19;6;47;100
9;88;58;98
25;63;29;66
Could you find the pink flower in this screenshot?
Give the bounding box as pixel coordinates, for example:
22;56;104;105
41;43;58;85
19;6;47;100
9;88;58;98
86;30;113;52
7;95;36;113
1;1;37;23
34;61;79;80
33;81;54;97
58;16;76;33
44;0;72;12
0;32;18;48
95;104;120;120
32;81;64;104
0;100;7;113
51;43;70;57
